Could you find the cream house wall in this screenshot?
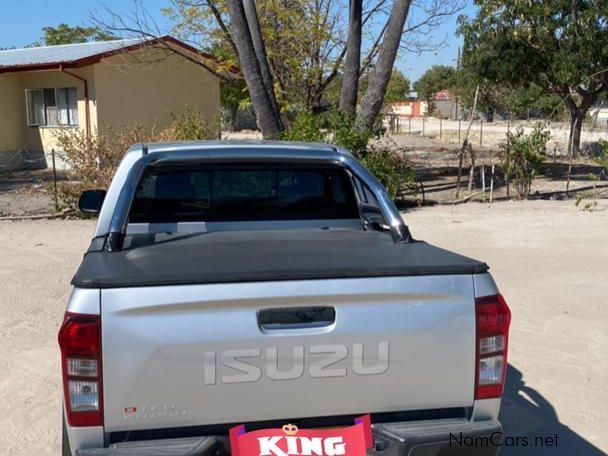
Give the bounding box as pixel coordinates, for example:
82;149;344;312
0;73;25;151
94;48;220;132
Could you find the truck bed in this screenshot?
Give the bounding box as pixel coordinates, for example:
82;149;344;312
72;229;488;289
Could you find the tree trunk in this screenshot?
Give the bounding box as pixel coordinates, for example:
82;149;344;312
242;0;281;117
227;104;238;131
358;0;412;134
568;108;586;157
565;92;594;157
339;0;362;115
226;0;283;138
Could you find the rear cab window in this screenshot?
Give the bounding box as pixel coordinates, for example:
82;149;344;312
129;164;360;223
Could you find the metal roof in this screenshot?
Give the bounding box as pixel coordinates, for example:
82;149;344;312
0;36;236;75
0;38;145;69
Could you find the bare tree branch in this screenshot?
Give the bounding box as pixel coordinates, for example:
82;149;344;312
92;2;236;80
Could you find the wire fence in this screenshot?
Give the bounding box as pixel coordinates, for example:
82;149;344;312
0;148;48;172
386;115;608;155
0;148;64;211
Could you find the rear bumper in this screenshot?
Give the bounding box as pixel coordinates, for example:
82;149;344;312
76;419;501;456
76;437;222;455
371;418;502;456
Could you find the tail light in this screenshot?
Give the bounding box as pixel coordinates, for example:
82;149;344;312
475;294;511;399
58;312;103;426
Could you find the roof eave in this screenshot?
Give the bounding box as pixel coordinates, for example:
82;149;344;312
0;36;240;76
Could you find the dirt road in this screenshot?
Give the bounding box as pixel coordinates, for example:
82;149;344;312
0;201;606;455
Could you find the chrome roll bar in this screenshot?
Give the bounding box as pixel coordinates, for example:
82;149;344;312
105;146;411;251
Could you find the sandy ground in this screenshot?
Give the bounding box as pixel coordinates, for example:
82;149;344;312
0;201;606;455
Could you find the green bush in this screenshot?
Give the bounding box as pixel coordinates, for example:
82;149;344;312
360;145;417;199
325;111;378;156
281;110;325;143
596;139;608;178
162;107;221;141
500;124;550;199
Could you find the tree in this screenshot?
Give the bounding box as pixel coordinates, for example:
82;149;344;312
413;65;456;105
359;0;413;133
225;0;283;137
339;0;363;115
459;0;608;156
38;23;116;45
97;0;466;138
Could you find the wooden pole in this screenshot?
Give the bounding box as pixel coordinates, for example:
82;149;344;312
566;116;579;194
480;120;483;146
467;144;477;194
481;164;486;202
455;85;479;198
458;119;461;143
490;164;495;203
505;145;510;200
456;145;465;198
422;117;426;136
51;149;58;212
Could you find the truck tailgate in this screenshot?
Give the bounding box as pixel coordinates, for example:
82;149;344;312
101;275;475;432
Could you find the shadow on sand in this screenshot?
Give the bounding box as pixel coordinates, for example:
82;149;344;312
499;364;604;455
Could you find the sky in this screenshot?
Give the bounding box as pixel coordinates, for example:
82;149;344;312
0;0;477;83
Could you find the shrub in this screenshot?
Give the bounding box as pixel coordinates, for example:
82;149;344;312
360;145;417;199
325;111;380;157
54;108;219;214
596;139;608;179
500;124;550;199
281;110;325;143
158;107;221;141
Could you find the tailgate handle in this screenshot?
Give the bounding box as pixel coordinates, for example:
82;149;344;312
258;306;336;330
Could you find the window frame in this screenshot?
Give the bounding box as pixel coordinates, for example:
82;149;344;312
25;89;45;126
24;87;78;127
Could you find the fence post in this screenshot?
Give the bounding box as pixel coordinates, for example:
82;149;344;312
490;164;495;203
396;116;400;134
51;149;58;212
481;164;486;202
480;120;484;146
440;118;443;140
458;119;461;143
422;117;426;137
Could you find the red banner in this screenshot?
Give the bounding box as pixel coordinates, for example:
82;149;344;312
229;415;373;456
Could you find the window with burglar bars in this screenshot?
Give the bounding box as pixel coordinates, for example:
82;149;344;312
25;87;78;127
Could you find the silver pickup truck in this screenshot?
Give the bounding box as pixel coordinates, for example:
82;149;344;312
59;141;511;456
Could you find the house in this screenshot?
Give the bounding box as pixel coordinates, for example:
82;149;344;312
389;99;429;119
0;36;227;170
432;89;457;119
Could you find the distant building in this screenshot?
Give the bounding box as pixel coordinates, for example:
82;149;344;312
388;100;429;118
432;89;457;119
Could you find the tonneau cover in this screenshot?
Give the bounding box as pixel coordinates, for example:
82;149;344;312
72;229;488;289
